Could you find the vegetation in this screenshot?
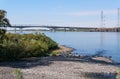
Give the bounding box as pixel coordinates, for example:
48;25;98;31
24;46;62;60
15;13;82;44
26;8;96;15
0;10;11;43
0;33;58;61
0;10;11;27
0;10;58;61
14;69;24;79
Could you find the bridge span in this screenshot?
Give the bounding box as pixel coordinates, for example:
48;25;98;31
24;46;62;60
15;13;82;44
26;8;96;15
11;25;98;31
11;25;96;29
10;25;120;32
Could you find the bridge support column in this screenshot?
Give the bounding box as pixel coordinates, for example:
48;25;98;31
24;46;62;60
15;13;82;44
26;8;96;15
64;28;67;32
14;27;16;33
50;28;56;32
20;28;23;33
69;28;75;31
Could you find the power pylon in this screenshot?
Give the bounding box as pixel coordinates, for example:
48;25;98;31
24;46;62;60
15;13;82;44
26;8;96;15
118;8;120;27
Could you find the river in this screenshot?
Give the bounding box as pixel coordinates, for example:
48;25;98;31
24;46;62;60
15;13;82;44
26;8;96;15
10;31;120;63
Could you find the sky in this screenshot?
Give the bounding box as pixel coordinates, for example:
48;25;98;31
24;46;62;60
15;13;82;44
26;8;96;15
0;0;120;27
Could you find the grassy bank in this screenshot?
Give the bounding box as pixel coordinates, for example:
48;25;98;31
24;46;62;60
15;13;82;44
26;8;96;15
0;33;58;61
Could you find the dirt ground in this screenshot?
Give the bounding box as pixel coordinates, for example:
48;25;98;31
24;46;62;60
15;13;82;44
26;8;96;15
0;45;120;79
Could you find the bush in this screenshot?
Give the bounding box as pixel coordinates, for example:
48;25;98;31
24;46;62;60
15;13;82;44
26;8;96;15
0;33;58;61
0;40;25;60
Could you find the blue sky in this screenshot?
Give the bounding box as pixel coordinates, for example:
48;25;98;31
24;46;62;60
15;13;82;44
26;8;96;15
0;0;120;27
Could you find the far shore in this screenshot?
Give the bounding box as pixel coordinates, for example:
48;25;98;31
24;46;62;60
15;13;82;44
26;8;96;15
0;45;120;79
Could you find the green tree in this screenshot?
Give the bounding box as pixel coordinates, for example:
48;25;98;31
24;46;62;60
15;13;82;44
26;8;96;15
0;10;11;43
0;10;11;27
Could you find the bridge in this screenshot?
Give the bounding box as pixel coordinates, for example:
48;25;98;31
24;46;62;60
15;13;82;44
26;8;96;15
10;25;98;32
10;25;120;32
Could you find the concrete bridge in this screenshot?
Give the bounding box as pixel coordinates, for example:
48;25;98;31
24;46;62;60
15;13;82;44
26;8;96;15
10;25;120;32
11;25;97;32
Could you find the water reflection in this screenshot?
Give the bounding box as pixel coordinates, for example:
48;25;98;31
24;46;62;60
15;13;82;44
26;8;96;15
100;32;105;53
117;32;120;50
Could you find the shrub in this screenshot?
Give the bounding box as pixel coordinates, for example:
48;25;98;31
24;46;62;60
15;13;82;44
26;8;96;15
0;40;25;60
0;33;58;61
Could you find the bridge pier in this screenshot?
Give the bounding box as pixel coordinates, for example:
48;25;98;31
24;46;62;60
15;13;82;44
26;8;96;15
64;28;67;32
14;27;16;33
69;28;76;31
50;28;56;32
20;28;23;33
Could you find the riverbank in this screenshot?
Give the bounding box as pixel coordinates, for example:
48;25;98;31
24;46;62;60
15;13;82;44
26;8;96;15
51;45;74;56
0;45;120;79
52;45;116;64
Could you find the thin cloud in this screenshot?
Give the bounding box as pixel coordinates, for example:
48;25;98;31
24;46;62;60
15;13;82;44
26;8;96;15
69;11;99;16
104;9;117;15
66;9;117;16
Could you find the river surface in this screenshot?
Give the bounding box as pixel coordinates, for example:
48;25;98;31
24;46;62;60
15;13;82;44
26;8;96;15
10;31;120;62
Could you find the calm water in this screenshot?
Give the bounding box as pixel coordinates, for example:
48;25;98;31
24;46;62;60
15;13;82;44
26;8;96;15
10;31;120;62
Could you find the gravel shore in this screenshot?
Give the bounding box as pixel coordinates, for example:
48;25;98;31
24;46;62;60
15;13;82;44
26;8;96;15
0;45;120;79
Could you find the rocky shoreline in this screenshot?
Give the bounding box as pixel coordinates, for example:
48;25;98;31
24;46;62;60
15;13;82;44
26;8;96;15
0;45;120;79
56;45;117;64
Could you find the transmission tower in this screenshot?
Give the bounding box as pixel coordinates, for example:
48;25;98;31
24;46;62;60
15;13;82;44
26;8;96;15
101;11;106;27
118;8;120;27
101;11;104;28
101;11;106;31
